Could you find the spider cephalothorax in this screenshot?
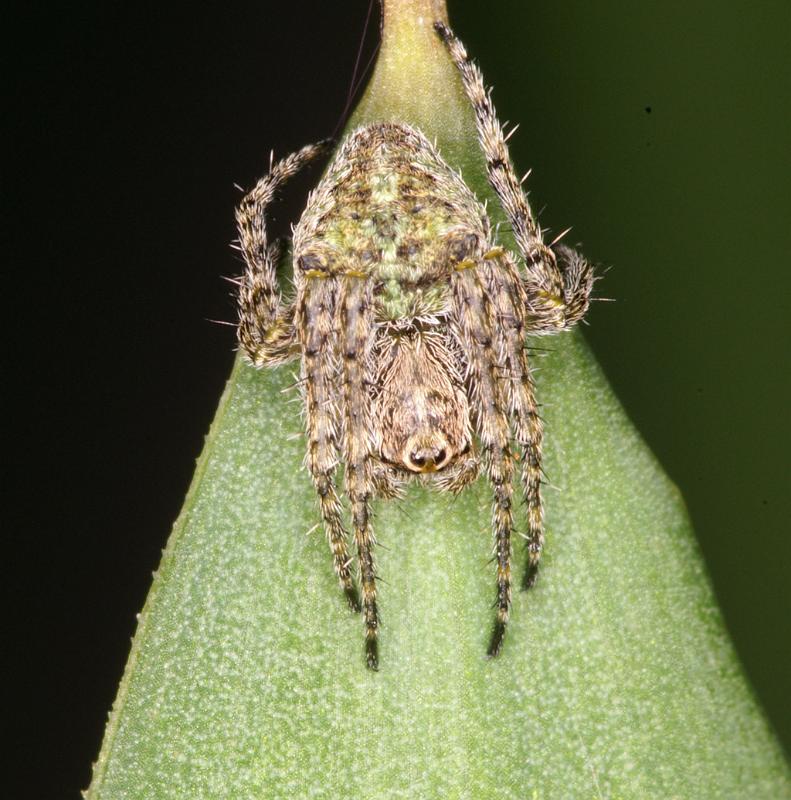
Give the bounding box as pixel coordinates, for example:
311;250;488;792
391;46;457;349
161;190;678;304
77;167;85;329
235;23;594;669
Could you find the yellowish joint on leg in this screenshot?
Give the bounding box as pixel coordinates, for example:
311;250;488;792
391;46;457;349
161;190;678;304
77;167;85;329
536;289;565;308
484;247;505;260
263;325;286;343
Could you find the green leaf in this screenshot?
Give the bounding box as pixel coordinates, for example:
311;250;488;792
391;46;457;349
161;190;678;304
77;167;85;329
86;1;791;797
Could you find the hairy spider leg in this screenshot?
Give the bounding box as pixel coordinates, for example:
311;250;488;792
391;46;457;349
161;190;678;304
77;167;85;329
236;140;332;365
297;277;361;612
438;20;595;591
482;252;546;588
452;262;515;657
339;275;380;669
433;447;480;494
435;22;594;333
552;244;596;329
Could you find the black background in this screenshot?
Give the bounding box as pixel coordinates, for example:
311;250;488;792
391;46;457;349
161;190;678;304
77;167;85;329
6;1;790;796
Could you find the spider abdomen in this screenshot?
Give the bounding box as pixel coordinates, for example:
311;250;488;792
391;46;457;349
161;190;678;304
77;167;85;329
293;122;489;323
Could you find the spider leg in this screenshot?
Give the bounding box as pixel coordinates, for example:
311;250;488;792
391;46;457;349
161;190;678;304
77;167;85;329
451;261;515;658
339;274;380;669
435;23;594;333
297;278;360;612
371;461;405;500
236;140;332;365
546;244;596;331
482;252;545;588
434;452;480;494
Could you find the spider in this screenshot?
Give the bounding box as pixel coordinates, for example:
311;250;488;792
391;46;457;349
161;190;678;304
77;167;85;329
235;22;594;670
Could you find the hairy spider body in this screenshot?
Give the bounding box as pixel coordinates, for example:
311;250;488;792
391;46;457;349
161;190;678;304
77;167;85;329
235;23;594;669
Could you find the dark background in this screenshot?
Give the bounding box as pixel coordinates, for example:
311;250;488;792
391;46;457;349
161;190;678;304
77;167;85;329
6;1;789;795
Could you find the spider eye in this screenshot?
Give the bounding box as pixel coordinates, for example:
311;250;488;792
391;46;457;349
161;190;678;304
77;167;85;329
410;452;426;469
406;442;451;472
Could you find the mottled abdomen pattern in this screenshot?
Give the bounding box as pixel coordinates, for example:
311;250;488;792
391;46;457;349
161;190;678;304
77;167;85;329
293;123;489;322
